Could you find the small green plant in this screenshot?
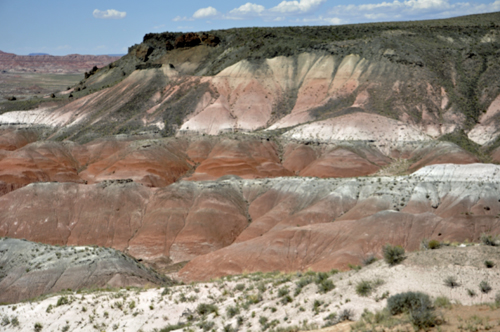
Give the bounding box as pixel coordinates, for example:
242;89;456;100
226;305;240;318
159;323;187;332
356;280;374;297
234;283;245;291
11;316;19;327
198;321;215;331
315;272;335;293
34;322;43;332
62;324;70;332
313;299;324;314
383;244;405;266
434;296;452;309
444;276;460;288
479;280;492;294
428;239;441;250
1;316;9;326
278;287;289;297
56;296;69;306
337;309;354;322
281;295;293;305
467;288;477;297
196;303;218;316
480;233;500;246
484;260;495;268
362;255;377;266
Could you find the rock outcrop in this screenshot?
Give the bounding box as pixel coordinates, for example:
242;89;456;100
0;238;168;303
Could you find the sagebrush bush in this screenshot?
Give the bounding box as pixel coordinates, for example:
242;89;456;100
34;322;43;332
356;280;374;297
484;260;495;268
362;255;377;266
386;291;433;315
387;292;438;329
196;303;218;316
383;244;405;266
434;296;452;309
479;280;492;294
480;233;500;246
428;239;441;250
444;276;460;288
226;305;239;318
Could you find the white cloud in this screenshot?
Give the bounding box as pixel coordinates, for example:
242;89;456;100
229;3;266;15
185;0;500;25
327;0;500;22
270;0;326;13
172;16;194;22
93;9;126;20
193;6;219;19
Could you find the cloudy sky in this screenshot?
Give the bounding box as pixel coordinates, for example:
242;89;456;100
0;0;499;55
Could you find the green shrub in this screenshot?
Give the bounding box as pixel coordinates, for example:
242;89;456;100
479;280;492;294
198;321;215;332
467;289;477;297
1;316;9;326
278;287;289;297
386;292;433;315
387;292;438;329
160;323;187;332
480;233;500;246
443;276;460;288
56;296;69;306
234;283;245;291
281;295;293;305
356;280;374;297
11;316;19;327
196;303;218;316
382;244;405;266
337;309;354;322
294;276;313;296
314;272;335;293
495;291;500;305
362;255;377;266
428;239;441;250
409;303;437;330
484;260;495;268
34;322;43;332
434;296;452;309
226;305;239;318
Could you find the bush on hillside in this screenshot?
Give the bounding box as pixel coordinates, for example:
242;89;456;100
383;244;405;266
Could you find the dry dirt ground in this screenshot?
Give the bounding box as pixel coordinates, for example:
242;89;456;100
0;72;83;100
0;243;499;332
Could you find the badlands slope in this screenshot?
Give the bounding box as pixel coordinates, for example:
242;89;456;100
0;244;499;332
1;163;499;282
0;12;499;316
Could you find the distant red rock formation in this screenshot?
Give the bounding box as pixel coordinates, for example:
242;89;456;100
0;50;122;73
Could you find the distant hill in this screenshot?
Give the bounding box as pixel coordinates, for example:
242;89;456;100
0;50;122;73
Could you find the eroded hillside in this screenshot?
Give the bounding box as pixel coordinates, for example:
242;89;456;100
0;12;500;311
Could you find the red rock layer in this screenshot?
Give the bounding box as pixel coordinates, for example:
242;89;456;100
0;50;121;73
0;165;499;281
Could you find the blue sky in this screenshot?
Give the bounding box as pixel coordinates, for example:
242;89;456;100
0;0;499;55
